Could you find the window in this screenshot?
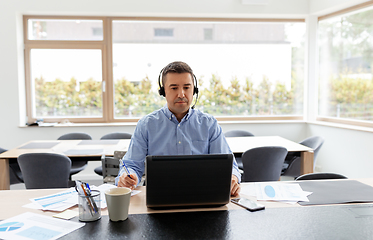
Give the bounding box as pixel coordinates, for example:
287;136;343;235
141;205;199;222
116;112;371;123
318;5;373;127
24;16;305;123
112;20;305;120
24;17;106;123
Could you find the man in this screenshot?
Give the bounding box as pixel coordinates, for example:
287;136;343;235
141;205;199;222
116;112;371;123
116;61;241;196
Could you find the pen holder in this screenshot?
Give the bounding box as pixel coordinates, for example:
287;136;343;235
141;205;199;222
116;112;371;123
78;190;101;222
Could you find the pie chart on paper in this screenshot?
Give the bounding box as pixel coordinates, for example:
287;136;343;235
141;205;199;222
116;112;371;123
0;222;24;232
264;185;276;198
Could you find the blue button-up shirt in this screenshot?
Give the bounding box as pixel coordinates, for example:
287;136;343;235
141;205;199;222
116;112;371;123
115;106;241;186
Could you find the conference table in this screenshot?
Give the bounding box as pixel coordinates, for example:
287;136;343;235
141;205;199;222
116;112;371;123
0;136;313;190
1;179;373;239
0;139;131;190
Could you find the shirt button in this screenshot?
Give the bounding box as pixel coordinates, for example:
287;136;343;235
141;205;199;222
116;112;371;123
178;124;180;127
178;141;181;144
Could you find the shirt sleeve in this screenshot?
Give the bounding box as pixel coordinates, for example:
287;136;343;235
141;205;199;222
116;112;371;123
208;120;242;183
115;118;148;186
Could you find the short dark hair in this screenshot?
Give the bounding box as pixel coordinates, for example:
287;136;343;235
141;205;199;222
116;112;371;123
161;61;194;86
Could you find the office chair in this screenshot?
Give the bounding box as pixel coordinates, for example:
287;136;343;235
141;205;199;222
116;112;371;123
295;172;348;181
281;136;325;179
101;151;126;184
241;146;288;182
224;130;254;170
17;153;71;189
57;132;92;178
94;132;132;176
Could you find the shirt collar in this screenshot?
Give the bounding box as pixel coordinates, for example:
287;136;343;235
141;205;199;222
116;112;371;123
162;105;193;122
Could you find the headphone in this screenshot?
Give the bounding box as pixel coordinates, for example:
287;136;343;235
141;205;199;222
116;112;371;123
158;68;199;109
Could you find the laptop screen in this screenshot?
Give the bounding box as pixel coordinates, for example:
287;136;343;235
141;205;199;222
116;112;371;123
145;154;233;208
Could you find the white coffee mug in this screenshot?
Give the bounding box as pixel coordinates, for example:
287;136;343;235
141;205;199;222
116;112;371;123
105;187;132;221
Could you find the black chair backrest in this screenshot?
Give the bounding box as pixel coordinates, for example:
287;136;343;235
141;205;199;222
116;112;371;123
18;153;71;189
295;173;348;181
58;132;92;140
300;136;325;162
242;146;288;182
0;147;6;154
224;130;254;137
100;132;132;140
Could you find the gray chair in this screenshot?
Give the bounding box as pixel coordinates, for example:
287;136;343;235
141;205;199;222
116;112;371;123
57;132;92;178
224;130;254;170
17;153;71;189
94;132;132;176
295;172;347;181
100;151;126;184
281;136;325;179
241;146;288;182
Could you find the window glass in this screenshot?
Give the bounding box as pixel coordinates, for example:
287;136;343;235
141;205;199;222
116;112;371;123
112;20;305;118
30;49;103;118
28;19;103;41
318;7;373;122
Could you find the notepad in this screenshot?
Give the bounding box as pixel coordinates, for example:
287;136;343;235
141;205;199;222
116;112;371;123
298;180;373;205
53;210;78;220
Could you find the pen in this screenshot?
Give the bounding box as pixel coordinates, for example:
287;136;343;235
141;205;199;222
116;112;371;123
84;183;98;213
81;183;94;215
120;159;133;180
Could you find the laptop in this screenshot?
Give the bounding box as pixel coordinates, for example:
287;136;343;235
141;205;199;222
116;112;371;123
145;154;233;209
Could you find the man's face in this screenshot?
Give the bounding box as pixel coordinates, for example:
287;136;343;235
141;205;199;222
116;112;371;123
164;72;194;118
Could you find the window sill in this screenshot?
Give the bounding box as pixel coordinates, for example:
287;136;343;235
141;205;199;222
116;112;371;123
308;120;373;134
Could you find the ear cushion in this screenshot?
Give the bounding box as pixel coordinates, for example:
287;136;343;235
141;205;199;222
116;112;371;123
158;87;165;97
194;87;199;95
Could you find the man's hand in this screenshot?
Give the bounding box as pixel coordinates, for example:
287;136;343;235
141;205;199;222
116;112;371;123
231;175;240;197
118;173;138;190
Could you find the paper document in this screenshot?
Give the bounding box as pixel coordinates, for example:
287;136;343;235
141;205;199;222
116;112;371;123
29;189;77;211
0;212;84;240
26;184;142;212
255;182;311;203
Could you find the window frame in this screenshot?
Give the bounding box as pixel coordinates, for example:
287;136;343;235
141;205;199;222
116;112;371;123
24;15;305;124
316;1;373;128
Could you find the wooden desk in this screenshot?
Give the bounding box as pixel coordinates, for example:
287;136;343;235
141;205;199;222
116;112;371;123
0;140;130;190
1;179;373;239
226;136;314;176
3;179;373;220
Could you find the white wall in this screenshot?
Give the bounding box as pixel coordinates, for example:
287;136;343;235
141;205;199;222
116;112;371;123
309;0;370;15
0;0;373;179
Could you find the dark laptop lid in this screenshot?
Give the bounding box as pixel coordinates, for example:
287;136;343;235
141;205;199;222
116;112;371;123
145;154;233;208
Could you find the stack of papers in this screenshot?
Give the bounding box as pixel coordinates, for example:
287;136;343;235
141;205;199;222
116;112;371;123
241;182;312;204
0;212;85;240
24;184;141;212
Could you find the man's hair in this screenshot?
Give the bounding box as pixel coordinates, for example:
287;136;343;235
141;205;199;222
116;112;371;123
161;61;194;86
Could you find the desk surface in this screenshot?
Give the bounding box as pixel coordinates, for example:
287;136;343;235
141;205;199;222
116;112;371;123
226;136;313;153
60;205;373;240
2;179;373;220
2;179;373;239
